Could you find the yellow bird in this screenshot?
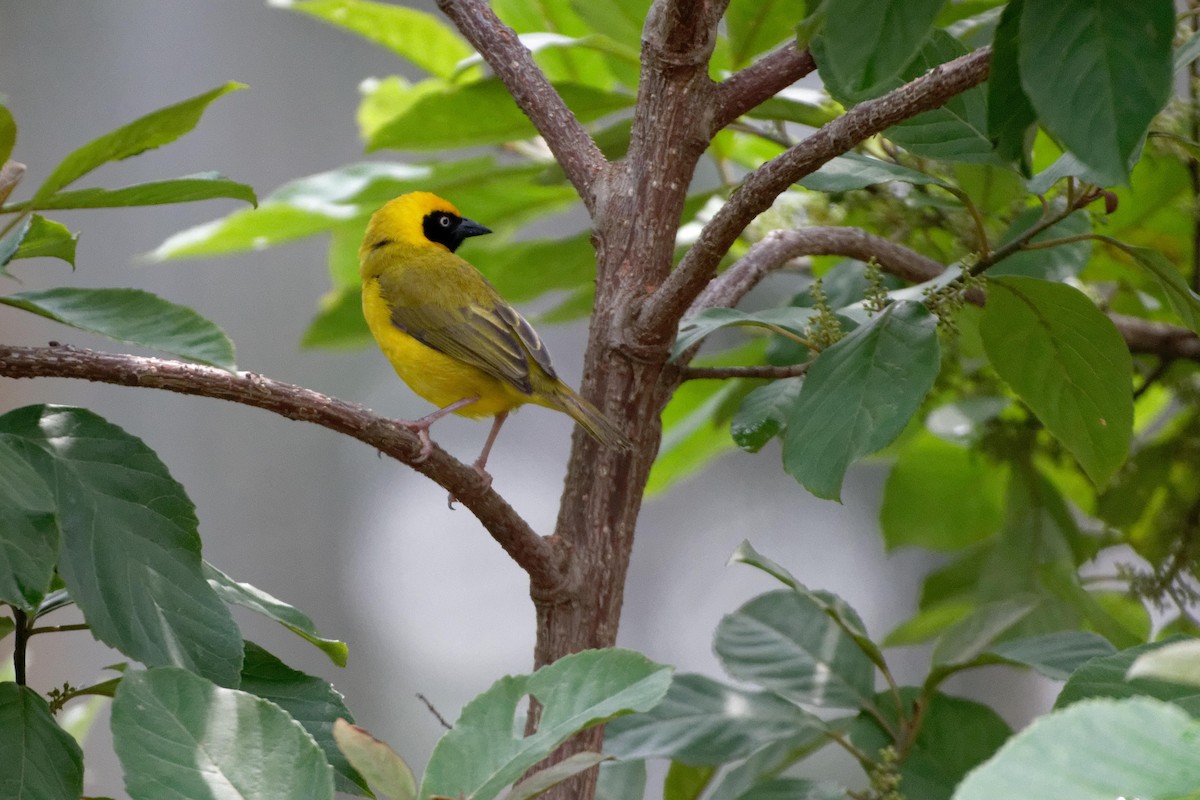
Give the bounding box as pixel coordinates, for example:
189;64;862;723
359;191;630;482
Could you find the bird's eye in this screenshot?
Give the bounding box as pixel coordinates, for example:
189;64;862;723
439;215;452;228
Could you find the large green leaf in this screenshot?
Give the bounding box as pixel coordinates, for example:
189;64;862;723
736;780;845;800
0;683;83;800
204;562;348;666
816;0;947;102
672;307;817;360
885;31;997;163
283;0;473;80
1018;0;1173;184
1129;640;1200;688
952;698;1200;800
985;0;1035;172
333;719;417;800
26;172;256;210
880;432;1006;551
0;406;243;687
0;287;237;370
605;673;823;766
595;760;647;800
725;0;803;69
798;152;948;192
663;762;714;800
1055;639;1200;713
980;277;1132;486
704;736;823;800
419;648;671;800
491;0;623;86
782;301;940;501
507;753;615;800
112;667;335;800
239;642;369;796
931;596;1041;667
851;689;1011;800
303;285;372;350
0;437;58;609
988;209;1091;280
1112;243;1200;334
714;590;876;710
369;80;632;151
567;0;649;49
988;631;1116;681
9;214;77;266
31;82;245;206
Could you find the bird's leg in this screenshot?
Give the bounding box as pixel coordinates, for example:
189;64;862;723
447;411;508;509
472;411;509;484
399;396;478;462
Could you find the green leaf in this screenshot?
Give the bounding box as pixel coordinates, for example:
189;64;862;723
0;214;32;268
725;0;803;69
333;718;417;800
1129;640;1200;687
798;152;948;192
0;104;15;164
1018;0;1173;185
605;673;824;765
704;736;823;800
595;760;646;800
0;288;237;370
1055;639;1200;713
673;307;816;361
782;301;940;501
282;0;473;80
0;437;58;609
952;698;1200;800
663;761;714;800
369;80;632;151
980;277;1132;486
9;214;77;266
303;285;373;350
880;433;1006;551
736;780;845;800
28;172;256;210
714;590;876;710
885;31;997;163
492;0;624;86
506;753;613;800
988;631;1116;681
204;561;348;666
419;648;672;800
0;616;13;641
0;406;243;687
985;0;1035;172
32;82;246;206
884;601;974;647
988;209;1091;280
852;689;1011;800
730;378;804;453
239;642;369;796
112;667;335;800
932;596;1041;666
816;0;947;102
568;0;648;47
0;682;83;800
1112;243;1200;334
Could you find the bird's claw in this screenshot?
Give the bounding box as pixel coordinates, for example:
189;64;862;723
446;464;493;509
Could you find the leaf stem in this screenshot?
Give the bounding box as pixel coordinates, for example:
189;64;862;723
28;622;90;636
12;607;28;685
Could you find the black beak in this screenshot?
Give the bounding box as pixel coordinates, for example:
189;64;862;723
455;218;492;242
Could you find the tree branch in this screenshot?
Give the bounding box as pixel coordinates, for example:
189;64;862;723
682;361;812;380
436;0;608;212
637;46;993;338
0;344;566;589
692;226;946;313
711;44;817;134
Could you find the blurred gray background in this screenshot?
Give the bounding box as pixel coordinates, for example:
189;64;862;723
0;2;1049;797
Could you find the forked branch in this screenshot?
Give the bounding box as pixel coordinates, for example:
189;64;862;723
639;46;993;337
0;344;565;588
711;44;818;134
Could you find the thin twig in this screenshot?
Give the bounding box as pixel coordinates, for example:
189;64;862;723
0;344;566;590
711;44;817;134
416;693;453;730
681;361;812;380
28;623;90;636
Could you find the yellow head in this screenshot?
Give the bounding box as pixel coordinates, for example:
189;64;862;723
359;191;492;278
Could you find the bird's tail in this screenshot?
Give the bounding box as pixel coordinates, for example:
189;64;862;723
548;384;632;451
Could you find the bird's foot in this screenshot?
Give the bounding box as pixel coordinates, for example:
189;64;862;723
397;420;435;462
446;462;493;509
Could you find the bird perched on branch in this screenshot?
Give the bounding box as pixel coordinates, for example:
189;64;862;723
359;191;630;484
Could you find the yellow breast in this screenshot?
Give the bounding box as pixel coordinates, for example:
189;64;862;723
361;278;529;418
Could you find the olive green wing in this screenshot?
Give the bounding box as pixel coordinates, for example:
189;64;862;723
378;268;557;395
